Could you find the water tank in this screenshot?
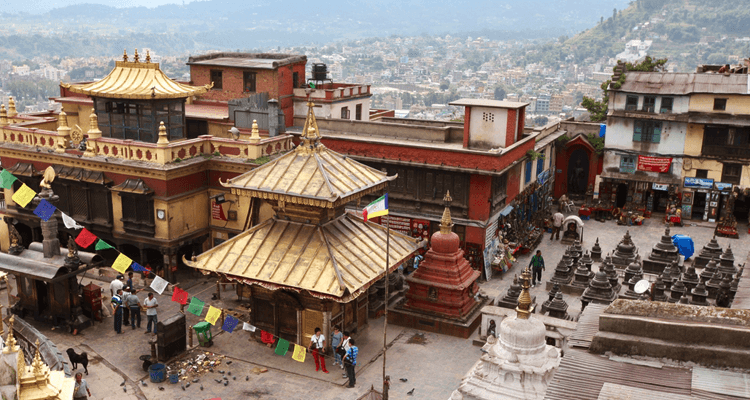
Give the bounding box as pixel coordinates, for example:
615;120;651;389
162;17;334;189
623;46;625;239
312;63;327;81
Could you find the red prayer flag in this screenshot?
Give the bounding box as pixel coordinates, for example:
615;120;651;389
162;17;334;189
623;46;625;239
171;286;189;305
75;228;97;249
261;330;274;344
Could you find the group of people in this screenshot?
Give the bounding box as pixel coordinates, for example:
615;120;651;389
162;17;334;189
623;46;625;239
309;326;359;388
109;272;159;335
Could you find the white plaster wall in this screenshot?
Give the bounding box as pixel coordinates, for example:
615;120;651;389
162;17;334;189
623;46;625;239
611;92;689;113
469;106;508;148
294;98;371;121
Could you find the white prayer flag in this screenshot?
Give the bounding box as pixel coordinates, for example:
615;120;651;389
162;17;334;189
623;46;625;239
61;212;83;230
242;322;256;332
150;275;169;295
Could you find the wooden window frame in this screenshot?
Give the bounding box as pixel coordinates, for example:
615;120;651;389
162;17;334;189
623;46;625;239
210;69;223;90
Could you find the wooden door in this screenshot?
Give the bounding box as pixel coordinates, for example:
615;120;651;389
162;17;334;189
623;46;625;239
277;305;297;343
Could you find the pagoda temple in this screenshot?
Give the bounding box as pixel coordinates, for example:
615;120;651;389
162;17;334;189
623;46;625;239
389;192;485;338
185;103;423;344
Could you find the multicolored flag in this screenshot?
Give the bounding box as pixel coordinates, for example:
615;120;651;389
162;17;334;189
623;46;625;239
363;194;388;222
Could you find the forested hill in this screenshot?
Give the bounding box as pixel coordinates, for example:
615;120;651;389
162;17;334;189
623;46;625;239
514;0;750;72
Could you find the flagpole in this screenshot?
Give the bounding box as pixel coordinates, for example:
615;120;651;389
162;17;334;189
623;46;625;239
383;200;390;400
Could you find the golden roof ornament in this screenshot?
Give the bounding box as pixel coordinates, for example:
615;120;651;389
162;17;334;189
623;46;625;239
515;267;534;319
4;315;18;352
31;339;48;378
157;121;169;145
134;48;140;63
123;49;128;62
40;166;56;189
440;191;454;234
297;101;322;153
250;119;261;140
57;111;68;129
145;50;151;63
0;104;7;126
7;96;17;117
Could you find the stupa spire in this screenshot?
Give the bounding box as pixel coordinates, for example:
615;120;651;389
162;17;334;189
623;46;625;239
439;191;454;234
3;315;18;352
516;267;534;319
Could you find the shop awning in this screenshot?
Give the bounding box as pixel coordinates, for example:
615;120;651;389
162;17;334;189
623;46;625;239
500;205;514;216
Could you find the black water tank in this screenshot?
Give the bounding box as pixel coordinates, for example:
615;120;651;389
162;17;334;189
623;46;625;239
312;63;327;81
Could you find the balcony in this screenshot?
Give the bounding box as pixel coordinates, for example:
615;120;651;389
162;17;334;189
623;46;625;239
702;145;750;158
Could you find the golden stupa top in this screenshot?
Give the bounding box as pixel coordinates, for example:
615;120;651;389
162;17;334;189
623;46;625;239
222;102;395;207
62;50;212;100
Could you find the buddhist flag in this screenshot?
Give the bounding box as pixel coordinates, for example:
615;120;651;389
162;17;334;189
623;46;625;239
187;297;204;316
171;287;189;305
75;228;97;249
292;344;306;363
95;239;114;251
275;338;290;356
131;262;147;272
61;212;84;230
12;184;36;208
222;315;239;333
0;169;17;189
33;199;56;221
363;193;388;222
205;306;221;325
111;253;132;274
260;330;274;344
150;275;168;295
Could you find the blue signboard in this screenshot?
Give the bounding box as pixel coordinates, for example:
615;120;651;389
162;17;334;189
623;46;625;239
684;177;714;190
714;182;733;192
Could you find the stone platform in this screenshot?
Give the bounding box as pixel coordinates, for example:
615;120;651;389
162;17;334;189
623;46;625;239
388;295;488;339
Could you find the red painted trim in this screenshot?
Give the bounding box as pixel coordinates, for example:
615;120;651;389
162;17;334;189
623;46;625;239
463;106;471;148
506;109;517;147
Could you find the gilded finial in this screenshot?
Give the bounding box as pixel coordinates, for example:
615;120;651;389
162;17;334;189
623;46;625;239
145;50;151;63
515;267;534;319
7;96;17;117
31;339;46;377
123;49;128;62
134;48;140;63
157;121;169;145
439;191;454;234
4;315;17;352
85;112;101;157
0;104;7;127
251;119;260;140
57;111;68;128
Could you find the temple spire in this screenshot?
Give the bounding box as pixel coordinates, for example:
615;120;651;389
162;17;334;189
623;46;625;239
3;315;18;353
516;267;534;319
440;191;454;234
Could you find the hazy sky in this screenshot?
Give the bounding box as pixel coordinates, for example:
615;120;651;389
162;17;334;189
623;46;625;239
5;0;193;13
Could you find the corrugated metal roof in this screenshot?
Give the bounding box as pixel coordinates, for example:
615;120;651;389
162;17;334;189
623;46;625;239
692;367;750;399
568;303;608;349
598;383;693;400
449;98;529;108
618;72;749;95
544;349;693;400
185;212;422;300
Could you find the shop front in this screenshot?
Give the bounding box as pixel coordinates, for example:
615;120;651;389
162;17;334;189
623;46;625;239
683;177;715;221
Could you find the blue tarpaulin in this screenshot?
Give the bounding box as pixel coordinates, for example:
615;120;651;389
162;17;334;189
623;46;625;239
599;124;606;137
500;205;514;216
672;235;694;259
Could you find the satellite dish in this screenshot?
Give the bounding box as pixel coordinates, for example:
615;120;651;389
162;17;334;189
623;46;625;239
634;279;650;294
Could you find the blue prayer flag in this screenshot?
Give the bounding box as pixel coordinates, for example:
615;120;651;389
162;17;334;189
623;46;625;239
33;199;56;221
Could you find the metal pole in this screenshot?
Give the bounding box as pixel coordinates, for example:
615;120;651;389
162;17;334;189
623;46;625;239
383;212;390;400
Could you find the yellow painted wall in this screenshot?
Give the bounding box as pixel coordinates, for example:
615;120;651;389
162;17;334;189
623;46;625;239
208;189;250;231
165;191;210;240
208;122;229;138
111;193;124;234
684;123;704;156
689;94;750;115
258;200;275;224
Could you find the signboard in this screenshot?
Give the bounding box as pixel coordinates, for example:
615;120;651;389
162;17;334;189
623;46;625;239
652;183;668;191
211;201;226;221
637;155;672;173
715;182;733;192
380;215;411;236
684;177;714;190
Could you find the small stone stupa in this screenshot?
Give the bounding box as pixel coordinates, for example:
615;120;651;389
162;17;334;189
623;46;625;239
451;268;560;400
590;238;602;261
642;228;680;274
393;192;485;338
681;265;700;291
700;258;720;283
581;268;618;307
611;230;638;268
694;236;722;268
718;245;737;277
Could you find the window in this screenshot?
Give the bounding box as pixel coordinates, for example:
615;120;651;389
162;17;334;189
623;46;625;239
625;95;638;111
536;157;544;176
120;194;155;236
525;160;532;184
695;169;709;179
94;99;184;143
293;72;299;88
482;111;495;122
660;97;673;113
714;98;727;111
722;163;742;184
355;104;362;121
243;71;256;92
210;70;222;90
633;120;662;143
642;96;656;112
620;155;636;173
340;107;350;119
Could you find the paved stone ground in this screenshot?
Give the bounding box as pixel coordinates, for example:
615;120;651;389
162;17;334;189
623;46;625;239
0;213;747;400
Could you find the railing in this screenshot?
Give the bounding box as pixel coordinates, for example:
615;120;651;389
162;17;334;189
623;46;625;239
702;145;750;158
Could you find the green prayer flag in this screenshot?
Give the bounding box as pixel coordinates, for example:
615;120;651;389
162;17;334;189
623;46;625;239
187;297;205;316
275;338;290;356
0;170;17;189
94;239;114;251
309;82;316;89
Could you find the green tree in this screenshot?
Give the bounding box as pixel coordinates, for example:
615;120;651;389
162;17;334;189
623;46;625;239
493;86;506;100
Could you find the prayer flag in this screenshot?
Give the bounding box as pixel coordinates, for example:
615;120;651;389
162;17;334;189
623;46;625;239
260;330;274;344
111;253;132;274
171;286;189;305
242;322;256;332
95;239;114;251
222;315;239;333
33;199;56;221
205;306;221;325
187;297;204;316
131;262;147;272
362;193;388;221
75;228;97;249
61;212;83;230
150;275;169;295
275;338;290;356
0;170;17;189
292;344;306;363
12;184;36;208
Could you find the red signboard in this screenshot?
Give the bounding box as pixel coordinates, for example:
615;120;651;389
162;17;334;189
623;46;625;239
212;201;226;221
637;155;672;173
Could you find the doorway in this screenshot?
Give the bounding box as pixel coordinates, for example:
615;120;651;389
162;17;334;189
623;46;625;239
693;192;708;219
567;148;590;195
35;280;49;316
616;183;628;208
652;190;669;213
733;194;750;222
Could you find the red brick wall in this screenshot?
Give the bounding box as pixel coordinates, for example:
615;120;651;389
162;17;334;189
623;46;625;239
463;106;471;148
506;163;521;203
505;108;517;147
517;107;526;137
465;226;485;248
468;174;491;221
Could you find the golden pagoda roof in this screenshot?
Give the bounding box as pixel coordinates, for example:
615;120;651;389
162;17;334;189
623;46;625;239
184;212;423;300
221;102;394;207
62;58;211;100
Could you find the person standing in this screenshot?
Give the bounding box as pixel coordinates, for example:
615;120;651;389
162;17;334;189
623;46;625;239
529;250;545;287
111;289;123;334
340;331;351;375
343;338;358;388
330;326;343;367
125;288;142;330
126;272;135;291
73;372;91;400
551;211;564;241
308;327;329;373
143;292;158;335
109;275;124;299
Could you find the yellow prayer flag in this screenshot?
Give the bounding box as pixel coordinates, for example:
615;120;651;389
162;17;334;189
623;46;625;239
12;184;36;208
205;306;221;325
111;253;132;274
292;344;306;363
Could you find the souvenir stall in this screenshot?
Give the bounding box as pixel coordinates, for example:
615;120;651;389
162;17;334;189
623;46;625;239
503;180;550;255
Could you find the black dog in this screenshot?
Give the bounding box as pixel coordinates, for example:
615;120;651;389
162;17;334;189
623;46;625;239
66;348;88;375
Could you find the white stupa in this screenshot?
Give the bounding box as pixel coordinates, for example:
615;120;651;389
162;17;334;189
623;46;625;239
450;268;560;400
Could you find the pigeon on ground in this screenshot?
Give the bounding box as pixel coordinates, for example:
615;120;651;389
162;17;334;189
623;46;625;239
400;378;408;382
407;388;415;395
181;384;185;391
245;376;249;381
158;387;164;391
224;381;228;386
200;384;204;391
141;380;147;386
120;381;125;386
123;386;127;393
186;382;190;388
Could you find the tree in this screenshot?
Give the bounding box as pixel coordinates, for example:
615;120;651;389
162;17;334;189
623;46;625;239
440;81;450;91
493;86;506;101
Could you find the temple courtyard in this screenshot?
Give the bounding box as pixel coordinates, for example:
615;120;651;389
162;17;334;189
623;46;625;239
1;212;747;400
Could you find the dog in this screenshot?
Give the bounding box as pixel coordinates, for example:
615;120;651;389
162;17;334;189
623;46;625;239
66;348;88;375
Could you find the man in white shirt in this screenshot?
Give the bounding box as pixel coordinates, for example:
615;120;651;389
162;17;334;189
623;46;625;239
308;327;329;373
551;211;564;241
143;292;158;335
109;275;124;298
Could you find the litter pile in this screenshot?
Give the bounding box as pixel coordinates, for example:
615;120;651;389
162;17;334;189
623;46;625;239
166;350;228;382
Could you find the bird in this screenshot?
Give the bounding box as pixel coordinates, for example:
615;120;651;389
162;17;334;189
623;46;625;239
227;371;232;376
233;377;236;380
200;384;203;391
123;386;127;393
47;149;53;153
400;378;408;382
158;386;164;391
407;388;415;395
104;157;109;162
480;348;489;354
77;154;82;158
223;381;228;386
185;382;190;388
120;381;125;387
245;376;249;381
226;360;232;365
181;384;185;391
140;380;147;386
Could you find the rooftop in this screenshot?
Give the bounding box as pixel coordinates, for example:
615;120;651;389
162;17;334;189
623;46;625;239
616;71;750;95
187;52;307;69
449;98;529;109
